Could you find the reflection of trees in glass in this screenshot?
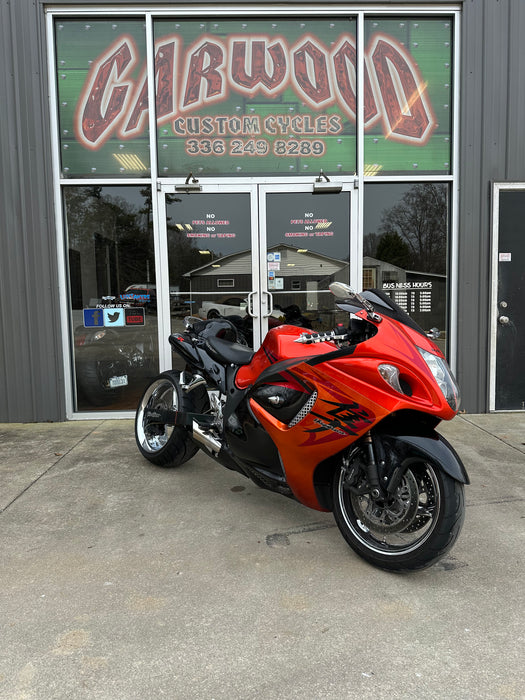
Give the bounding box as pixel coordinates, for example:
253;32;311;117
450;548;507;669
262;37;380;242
366;184;448;274
65;186;154;299
165;196;214;291
376;232;412;269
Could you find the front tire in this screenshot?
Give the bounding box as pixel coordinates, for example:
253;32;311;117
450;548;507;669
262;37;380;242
135;372;205;467
332;449;465;572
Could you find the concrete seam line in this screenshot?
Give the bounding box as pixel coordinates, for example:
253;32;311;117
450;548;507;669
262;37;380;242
0;421;105;515
458;415;525;456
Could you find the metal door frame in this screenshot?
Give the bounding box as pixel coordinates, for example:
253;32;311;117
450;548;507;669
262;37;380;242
156;181;260;368
258;181;359;342
157;178;359;369
489;182;525;412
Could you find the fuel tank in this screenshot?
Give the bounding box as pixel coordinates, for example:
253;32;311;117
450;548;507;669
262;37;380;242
235;325;336;389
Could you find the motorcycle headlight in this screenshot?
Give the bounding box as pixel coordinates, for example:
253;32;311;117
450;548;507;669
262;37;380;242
417;347;461;411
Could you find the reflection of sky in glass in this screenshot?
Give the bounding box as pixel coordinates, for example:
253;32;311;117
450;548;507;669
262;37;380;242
266;192;351;261
364;184;415;236
165;194;252;257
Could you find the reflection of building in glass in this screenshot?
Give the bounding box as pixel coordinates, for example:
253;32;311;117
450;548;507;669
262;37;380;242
184;244;348;317
363;257;446;335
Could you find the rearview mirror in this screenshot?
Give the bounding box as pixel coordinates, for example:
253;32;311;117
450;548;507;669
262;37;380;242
329;282;357;299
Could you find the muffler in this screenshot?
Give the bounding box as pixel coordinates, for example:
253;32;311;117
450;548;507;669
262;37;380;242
192;420;222;455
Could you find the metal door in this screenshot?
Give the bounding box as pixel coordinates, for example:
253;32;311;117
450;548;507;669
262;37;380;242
490;183;525;411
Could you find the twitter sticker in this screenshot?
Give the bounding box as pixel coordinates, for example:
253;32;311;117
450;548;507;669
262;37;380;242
103;308;125;327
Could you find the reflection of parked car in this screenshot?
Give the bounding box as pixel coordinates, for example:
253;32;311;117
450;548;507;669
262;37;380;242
169;286;186;315
198;297;247;319
122;284;157;313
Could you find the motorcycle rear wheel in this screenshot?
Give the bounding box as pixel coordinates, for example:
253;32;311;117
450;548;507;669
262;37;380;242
135;372;205;467
332;452;465;572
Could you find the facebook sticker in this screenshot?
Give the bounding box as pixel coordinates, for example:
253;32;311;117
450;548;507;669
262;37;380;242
83;309;104;328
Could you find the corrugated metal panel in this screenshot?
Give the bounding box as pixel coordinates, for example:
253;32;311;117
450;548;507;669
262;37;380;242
457;0;525;412
456;0;492;412
0;0;64;421
506;0;525;177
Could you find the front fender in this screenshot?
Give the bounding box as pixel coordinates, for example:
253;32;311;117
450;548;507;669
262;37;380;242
382;431;470;485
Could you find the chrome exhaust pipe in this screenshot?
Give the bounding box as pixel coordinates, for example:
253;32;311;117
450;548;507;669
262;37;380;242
192;420;222;455
180;372;207;392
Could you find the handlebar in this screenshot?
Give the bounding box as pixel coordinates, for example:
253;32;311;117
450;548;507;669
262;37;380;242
294;330;350;345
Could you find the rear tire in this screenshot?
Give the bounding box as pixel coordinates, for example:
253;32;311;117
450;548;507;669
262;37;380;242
332;448;465;572
135;371;206;467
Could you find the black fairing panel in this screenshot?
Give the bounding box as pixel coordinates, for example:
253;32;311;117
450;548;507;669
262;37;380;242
225;400;284;477
250;384;310;424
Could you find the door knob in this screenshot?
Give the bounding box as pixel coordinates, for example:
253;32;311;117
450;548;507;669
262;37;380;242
498;315;510;326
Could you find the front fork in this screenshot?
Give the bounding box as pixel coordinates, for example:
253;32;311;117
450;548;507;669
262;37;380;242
343;430;400;498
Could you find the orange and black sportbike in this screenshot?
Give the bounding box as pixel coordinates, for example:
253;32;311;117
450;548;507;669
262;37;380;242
135;283;468;572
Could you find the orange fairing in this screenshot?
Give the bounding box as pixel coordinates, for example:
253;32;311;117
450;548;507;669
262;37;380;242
248;360;388;510
236;325;335;389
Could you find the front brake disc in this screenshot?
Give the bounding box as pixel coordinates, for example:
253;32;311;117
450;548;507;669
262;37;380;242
350;469;419;534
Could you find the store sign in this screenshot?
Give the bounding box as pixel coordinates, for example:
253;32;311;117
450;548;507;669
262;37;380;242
56;18;452;177
77;35;434;148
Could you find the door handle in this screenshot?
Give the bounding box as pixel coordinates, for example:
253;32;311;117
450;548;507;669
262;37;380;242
247;291;256;317
498;315;510;326
262;290;273;317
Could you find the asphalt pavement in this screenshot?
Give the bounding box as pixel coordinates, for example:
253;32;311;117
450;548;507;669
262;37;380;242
0;413;524;700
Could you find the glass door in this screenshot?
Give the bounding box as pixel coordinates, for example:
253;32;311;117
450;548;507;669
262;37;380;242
158;183;261;363
258;182;358;339
157;181;357;366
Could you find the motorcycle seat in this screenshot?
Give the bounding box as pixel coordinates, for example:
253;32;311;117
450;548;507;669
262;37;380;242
205;336;255;366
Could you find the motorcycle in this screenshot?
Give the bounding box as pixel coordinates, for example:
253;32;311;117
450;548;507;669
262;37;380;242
135;283;468;572
75;324;157;407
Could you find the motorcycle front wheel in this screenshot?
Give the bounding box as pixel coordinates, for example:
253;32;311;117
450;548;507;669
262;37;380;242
135;372;206;468
332;453;465;572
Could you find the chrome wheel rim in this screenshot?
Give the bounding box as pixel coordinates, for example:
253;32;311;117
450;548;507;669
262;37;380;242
338;463;441;556
136;379;177;453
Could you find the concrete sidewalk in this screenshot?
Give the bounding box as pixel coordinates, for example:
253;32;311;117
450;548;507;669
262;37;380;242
0;414;524;700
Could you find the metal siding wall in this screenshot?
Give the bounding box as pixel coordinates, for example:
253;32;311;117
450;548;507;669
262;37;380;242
457;0;524;412
0;0;64;421
506;0;525;177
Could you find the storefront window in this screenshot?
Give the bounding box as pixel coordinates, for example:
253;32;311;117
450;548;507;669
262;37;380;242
364;182;449;354
364;17;453;175
54;14;453;180
153;18;357;177
55;19;150;178
64;186;157;410
50;10;457;414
